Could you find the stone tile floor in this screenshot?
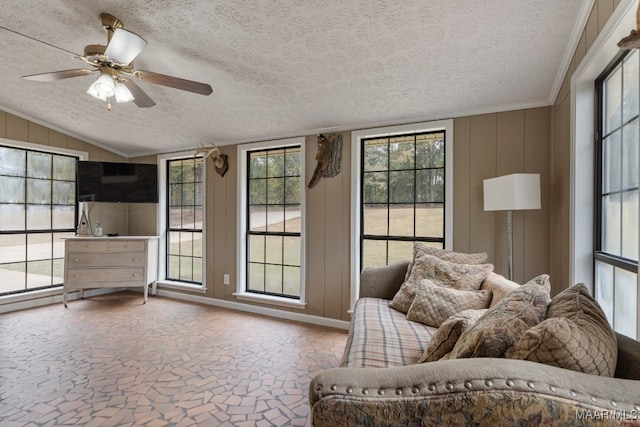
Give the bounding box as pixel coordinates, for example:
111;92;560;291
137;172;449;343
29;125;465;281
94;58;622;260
0;292;348;426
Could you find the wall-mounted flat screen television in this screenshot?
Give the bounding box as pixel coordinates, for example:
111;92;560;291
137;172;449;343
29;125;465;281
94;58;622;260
78;161;158;203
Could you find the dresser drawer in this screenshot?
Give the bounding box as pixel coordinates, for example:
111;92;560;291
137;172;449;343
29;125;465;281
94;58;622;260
67;252;146;267
108;240;145;252
66;240;108;253
66;267;145;284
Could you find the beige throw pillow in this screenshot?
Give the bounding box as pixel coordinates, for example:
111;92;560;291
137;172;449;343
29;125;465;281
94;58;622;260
404;243;489;281
418;309;487;363
448;275;551;359
505;283;617;377
390;254;493;314
407;280;492;327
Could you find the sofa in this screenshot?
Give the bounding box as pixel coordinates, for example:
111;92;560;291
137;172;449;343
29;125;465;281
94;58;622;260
309;259;640;426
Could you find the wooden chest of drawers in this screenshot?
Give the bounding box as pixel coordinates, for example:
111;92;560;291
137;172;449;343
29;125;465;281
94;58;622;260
63;237;159;307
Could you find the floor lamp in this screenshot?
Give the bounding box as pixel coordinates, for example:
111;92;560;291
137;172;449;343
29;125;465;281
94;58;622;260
483;173;541;280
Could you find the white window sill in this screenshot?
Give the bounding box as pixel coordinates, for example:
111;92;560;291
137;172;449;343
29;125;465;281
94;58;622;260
233;292;306;309
156;280;206;293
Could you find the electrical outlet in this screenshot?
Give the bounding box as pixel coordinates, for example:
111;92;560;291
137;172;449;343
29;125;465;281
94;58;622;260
223;274;230;285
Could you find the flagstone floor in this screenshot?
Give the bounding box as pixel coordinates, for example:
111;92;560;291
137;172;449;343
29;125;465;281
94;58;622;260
0;292;348;426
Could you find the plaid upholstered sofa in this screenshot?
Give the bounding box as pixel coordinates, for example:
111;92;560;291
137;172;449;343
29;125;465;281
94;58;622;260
309;259;640;426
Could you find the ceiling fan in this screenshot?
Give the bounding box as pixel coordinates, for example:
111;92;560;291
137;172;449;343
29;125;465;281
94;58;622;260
2;13;212;110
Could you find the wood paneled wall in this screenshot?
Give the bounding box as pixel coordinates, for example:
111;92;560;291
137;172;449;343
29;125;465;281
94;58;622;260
453;108;551;285
550;0;621;296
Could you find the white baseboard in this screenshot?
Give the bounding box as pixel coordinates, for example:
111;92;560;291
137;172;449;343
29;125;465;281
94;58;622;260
1;287;351;331
0;288;117;314
155;288;351;330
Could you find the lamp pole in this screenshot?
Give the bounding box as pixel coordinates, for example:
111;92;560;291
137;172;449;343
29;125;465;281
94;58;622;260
507;209;513;281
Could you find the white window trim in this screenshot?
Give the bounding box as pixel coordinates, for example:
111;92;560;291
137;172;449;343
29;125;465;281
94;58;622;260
156;150;207;291
0;137;88;160
571;0;640;338
350;120;454;311
235;137;307;309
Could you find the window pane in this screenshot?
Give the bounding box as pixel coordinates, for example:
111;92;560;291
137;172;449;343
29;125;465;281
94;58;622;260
249;235;265;263
0;176;25;203
265;264;283;294
283;266;300;297
363;172;388;204
363;139;388;172
614;268;637;338
0;234;26;264
363;205;388;236
389;205;413;237
27;233;52;261
169;184;181;206
265;235;283;265
362;239;387;269
622;119;639;190
179;256;193;281
249;179;267;205
27;205;51;230
416;204;444;238
27;179;51;204
416;169;444;203
52;258;64;285
623;50;639;123
285;151;301;176
387;240;414;265
250;152;267;178
181;207;196;229
416;133;445;168
27;260;52;288
284;207;301;233
389;171;414;203
249;205;267;231
267;206;284;232
602;132;621;194
52;181;75;205
601;193;621;256
0;146;26;176
267;151;285;178
596;261;614;326
283;236;300;266
266;178;284;204
53;156;76;181
0;263;26;293
0;204;25;231
604;64;622;134
621;190;639;260
284;177;301;204
389;138;414;170
27;152;51;179
249;263;265;292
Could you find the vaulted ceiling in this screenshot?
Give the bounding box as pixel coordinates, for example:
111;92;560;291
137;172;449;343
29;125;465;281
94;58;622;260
0;0;588;157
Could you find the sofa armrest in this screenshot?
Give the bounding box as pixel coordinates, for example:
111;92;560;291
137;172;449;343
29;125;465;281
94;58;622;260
359;260;410;300
310;359;640;426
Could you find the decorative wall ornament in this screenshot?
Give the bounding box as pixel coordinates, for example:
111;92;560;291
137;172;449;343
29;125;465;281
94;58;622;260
618;4;640;49
194;143;229;177
307;132;342;188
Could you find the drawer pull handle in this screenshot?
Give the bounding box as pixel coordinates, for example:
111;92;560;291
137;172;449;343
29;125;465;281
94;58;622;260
74;258;79;262
133;257;139;262
133;273;138;277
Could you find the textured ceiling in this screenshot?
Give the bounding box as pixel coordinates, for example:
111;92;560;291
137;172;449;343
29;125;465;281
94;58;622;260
0;0;588;157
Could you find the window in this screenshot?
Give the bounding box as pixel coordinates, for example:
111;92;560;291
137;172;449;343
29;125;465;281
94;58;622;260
351;120;453;308
236;138;305;308
166;157;204;284
595;49;639;338
0;143;78;295
360;131;445;269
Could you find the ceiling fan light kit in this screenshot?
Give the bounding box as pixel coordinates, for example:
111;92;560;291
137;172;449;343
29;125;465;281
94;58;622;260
17;13;212;110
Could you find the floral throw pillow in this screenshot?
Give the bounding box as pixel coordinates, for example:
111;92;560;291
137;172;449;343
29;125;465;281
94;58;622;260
406;280;492;327
448;274;551;359
390;254;493;314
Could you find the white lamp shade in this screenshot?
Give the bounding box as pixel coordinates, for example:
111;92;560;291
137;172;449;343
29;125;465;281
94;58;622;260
105;28;148;65
483;173;541;211
86;74;115;101
114;82;135;103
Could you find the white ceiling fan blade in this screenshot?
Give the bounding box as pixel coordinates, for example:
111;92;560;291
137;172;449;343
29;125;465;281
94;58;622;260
105;28;147;65
121;78;156;108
